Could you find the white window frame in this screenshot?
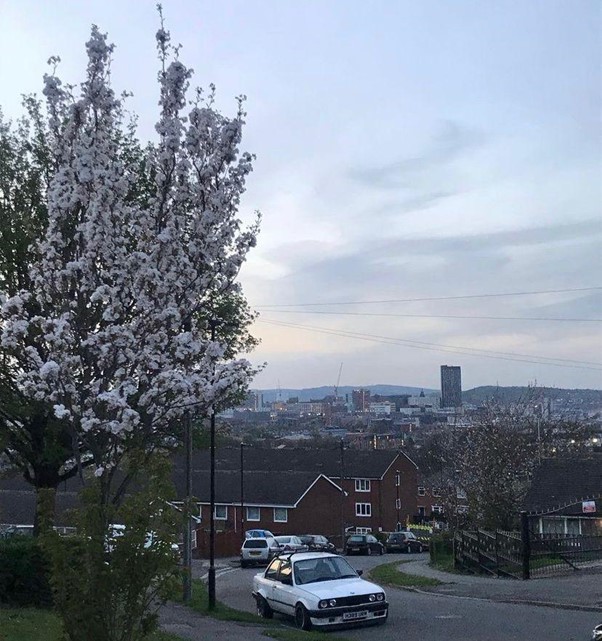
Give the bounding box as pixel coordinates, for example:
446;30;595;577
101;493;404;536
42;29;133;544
356;527;372;534
273;507;288;523
355;479;371;492
418;486;426;496
432;488;441;498
214;505;228;520
355;502;372;517
246;506;260;522
431;505;443;515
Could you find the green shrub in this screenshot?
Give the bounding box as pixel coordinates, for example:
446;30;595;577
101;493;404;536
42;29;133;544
429;532;454;564
0;536;52;607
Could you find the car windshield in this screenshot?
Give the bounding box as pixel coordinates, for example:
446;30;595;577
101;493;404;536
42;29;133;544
348;535;365;542
293;556;358;585
275;536;291;543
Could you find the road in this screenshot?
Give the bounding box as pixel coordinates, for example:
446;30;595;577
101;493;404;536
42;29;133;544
212;553;601;641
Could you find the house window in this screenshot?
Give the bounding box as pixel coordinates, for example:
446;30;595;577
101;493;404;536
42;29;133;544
214;505;227;520
418;487;426;496
432;488;441;498
355;479;371;492
355;503;371;517
431;505;443;515
273;508;288;523
395;473;400;487
395;498;401;510
356;527;372;534
246;506;260;522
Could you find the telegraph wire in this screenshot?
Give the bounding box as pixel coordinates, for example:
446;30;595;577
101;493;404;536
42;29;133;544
257;309;600;322
256;286;602;308
258;318;602;371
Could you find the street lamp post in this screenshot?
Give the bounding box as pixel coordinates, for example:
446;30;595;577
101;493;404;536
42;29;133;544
240;442;245;545
208;320;217;611
395;469;401;531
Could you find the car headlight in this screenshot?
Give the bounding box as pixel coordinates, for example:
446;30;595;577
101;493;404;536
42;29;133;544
376;593;384;601
318;599;337;609
369;594;376;602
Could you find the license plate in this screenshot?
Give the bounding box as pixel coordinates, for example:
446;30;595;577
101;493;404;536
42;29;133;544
250;551;261;556
343;610;368;621
350;547;359;552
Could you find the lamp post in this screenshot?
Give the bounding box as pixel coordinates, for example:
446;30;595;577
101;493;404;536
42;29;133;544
340;439;345;552
395;469;401;531
208;320;217;611
182;411;193;602
240;442;246;545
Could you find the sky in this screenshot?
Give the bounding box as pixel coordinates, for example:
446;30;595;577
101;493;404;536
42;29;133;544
0;0;600;392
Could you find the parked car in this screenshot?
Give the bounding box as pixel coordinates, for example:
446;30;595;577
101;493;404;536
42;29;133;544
245;528;275;539
299;535;336;553
344;534;384;556
241;536;281;567
592;623;602;641
385;531;427;554
274;535;309;552
252;551;388;630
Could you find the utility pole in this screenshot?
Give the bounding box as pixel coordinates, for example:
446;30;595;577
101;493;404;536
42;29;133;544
395;469;401;531
340;439;345;552
182;410;192;602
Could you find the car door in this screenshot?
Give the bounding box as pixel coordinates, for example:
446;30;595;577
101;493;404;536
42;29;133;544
263;559;283;613
367;535;380;553
272;560;296;616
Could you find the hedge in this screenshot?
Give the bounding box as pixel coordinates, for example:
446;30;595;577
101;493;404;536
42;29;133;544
0;536;53;607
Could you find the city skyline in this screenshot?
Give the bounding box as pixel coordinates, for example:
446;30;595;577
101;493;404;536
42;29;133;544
1;0;600;391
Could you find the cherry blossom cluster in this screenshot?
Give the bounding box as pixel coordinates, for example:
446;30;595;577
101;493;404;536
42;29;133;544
1;24;259;472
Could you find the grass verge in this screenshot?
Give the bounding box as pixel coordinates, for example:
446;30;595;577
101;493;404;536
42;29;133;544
0;606;183;641
369;561;443;588
187;578;268;625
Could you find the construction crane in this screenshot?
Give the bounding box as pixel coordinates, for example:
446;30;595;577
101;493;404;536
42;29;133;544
334;362;343;401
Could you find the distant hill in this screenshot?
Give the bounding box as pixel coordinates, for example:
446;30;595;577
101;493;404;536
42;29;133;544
254;385;437;403
462;386;602;406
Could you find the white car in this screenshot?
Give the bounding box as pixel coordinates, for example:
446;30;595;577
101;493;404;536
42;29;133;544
252;552;388;630
274;535;309;553
240;536;281;567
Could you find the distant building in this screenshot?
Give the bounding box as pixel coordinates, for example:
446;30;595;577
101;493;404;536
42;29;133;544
352;389;371;412
440;365;462;409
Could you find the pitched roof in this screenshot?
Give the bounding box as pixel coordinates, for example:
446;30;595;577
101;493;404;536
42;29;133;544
523;454;602;514
171;469;342;506
177;446;409;479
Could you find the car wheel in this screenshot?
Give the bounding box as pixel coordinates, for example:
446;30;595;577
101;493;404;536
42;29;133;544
418;544;423;553
379;545;384;555
240;559;248;568
256;595;273;619
295;603;312;631
367;547;372;556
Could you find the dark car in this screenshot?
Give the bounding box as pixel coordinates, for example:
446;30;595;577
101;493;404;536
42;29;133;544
345;534;384;556
385;531;426;553
298;535;336;553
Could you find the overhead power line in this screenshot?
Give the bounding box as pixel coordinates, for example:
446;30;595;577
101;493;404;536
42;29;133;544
256;286;602;308
258;318;602;371
258;309;600;322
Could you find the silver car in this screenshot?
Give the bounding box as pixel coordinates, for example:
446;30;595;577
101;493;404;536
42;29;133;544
274;535;309;553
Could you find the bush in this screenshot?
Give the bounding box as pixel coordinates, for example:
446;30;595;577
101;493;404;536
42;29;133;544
0;536;52;607
429;532;454;564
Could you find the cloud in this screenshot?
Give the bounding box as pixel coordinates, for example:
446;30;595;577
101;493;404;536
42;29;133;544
348;120;484;190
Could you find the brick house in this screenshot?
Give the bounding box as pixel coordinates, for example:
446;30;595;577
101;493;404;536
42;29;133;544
172;446;418;553
524;455;602;535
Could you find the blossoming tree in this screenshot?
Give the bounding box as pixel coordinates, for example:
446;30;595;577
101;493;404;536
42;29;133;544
1;22;260;509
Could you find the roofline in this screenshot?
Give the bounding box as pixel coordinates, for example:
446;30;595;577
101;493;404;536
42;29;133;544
294;474;346;507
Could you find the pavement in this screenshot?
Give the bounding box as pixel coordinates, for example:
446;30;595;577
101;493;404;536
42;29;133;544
394;557;602;612
158;555;602;640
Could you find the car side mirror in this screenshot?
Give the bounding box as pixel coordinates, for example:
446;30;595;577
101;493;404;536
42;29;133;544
357;569;363;576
